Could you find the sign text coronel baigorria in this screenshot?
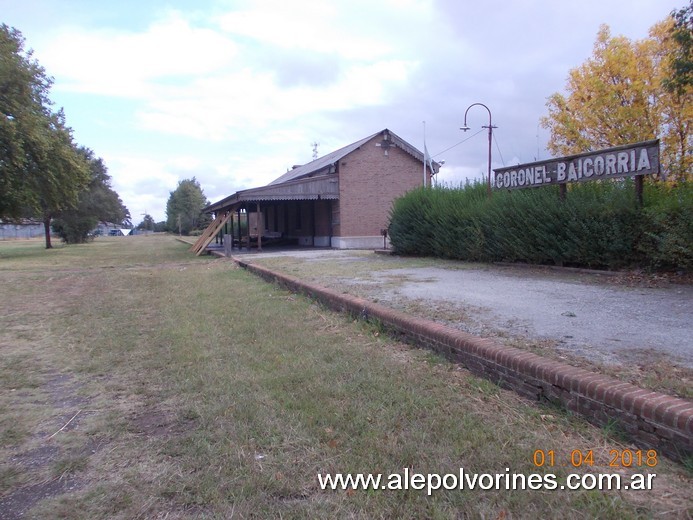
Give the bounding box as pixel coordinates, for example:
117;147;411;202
493;140;659;190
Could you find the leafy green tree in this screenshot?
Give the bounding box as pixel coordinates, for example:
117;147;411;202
663;1;693;96
0;24;53;218
51;148;130;244
165;178;210;235
1;25;91;247
136;213;155;231
34;111;91;248
541;18;691;182
651;17;693;182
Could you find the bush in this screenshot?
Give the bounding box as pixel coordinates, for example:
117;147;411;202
388;180;691;271
388;187;437;255
52;215;98;244
638;182;693;270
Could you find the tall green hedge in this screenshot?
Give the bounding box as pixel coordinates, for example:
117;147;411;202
388;180;692;271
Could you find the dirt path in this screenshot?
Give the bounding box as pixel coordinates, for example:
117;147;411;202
0;373;95;520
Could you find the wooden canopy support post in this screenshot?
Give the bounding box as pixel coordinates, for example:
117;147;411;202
284;204;289;235
236;209;241;250
230;211;234;251
246;209;251;251
311;202;316;246
257;202;262;251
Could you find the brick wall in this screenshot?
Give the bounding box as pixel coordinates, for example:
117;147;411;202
339;134;427;237
232;258;693;463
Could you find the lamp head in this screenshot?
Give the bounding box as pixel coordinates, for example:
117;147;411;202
460;125;470;132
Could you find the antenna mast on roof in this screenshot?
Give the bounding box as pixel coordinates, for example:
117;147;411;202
311;142;319;160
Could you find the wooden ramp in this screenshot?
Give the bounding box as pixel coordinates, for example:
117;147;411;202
189;211;232;256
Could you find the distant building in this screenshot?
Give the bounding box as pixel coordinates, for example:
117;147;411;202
0;220;44;240
0;220;134;241
94;222;119;236
201;129;439;251
107;228;132;236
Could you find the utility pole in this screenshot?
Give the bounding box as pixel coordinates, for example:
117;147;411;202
461;103;497;198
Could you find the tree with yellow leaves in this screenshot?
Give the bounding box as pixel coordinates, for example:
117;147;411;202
542;12;691;182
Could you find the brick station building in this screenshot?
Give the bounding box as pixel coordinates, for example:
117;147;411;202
196;129;439;253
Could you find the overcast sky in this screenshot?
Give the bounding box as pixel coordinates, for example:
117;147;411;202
3;0;685;222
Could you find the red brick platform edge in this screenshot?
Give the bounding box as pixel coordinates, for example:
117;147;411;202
232;257;693;462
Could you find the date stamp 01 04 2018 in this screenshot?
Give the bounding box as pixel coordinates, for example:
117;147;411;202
532;449;658;469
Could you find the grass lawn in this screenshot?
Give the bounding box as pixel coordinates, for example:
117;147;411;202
0;235;690;518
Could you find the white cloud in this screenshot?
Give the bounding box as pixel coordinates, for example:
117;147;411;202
40;11;238;97
40;2;420;146
216;0;434;60
135;58;416;140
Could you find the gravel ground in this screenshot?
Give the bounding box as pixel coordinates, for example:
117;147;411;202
241;249;693;369
375;266;692;368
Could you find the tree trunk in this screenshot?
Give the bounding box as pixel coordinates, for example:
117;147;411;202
43;216;52;249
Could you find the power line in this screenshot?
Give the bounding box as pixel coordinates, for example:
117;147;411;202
431;128;484;158
492;132;506;167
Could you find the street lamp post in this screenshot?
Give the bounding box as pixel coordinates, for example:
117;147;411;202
461;103;497;198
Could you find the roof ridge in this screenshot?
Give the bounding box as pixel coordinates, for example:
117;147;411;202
267;129;384;186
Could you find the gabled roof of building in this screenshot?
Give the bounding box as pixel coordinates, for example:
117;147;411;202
203;128;439;213
268;128;438;185
267;132;376;186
